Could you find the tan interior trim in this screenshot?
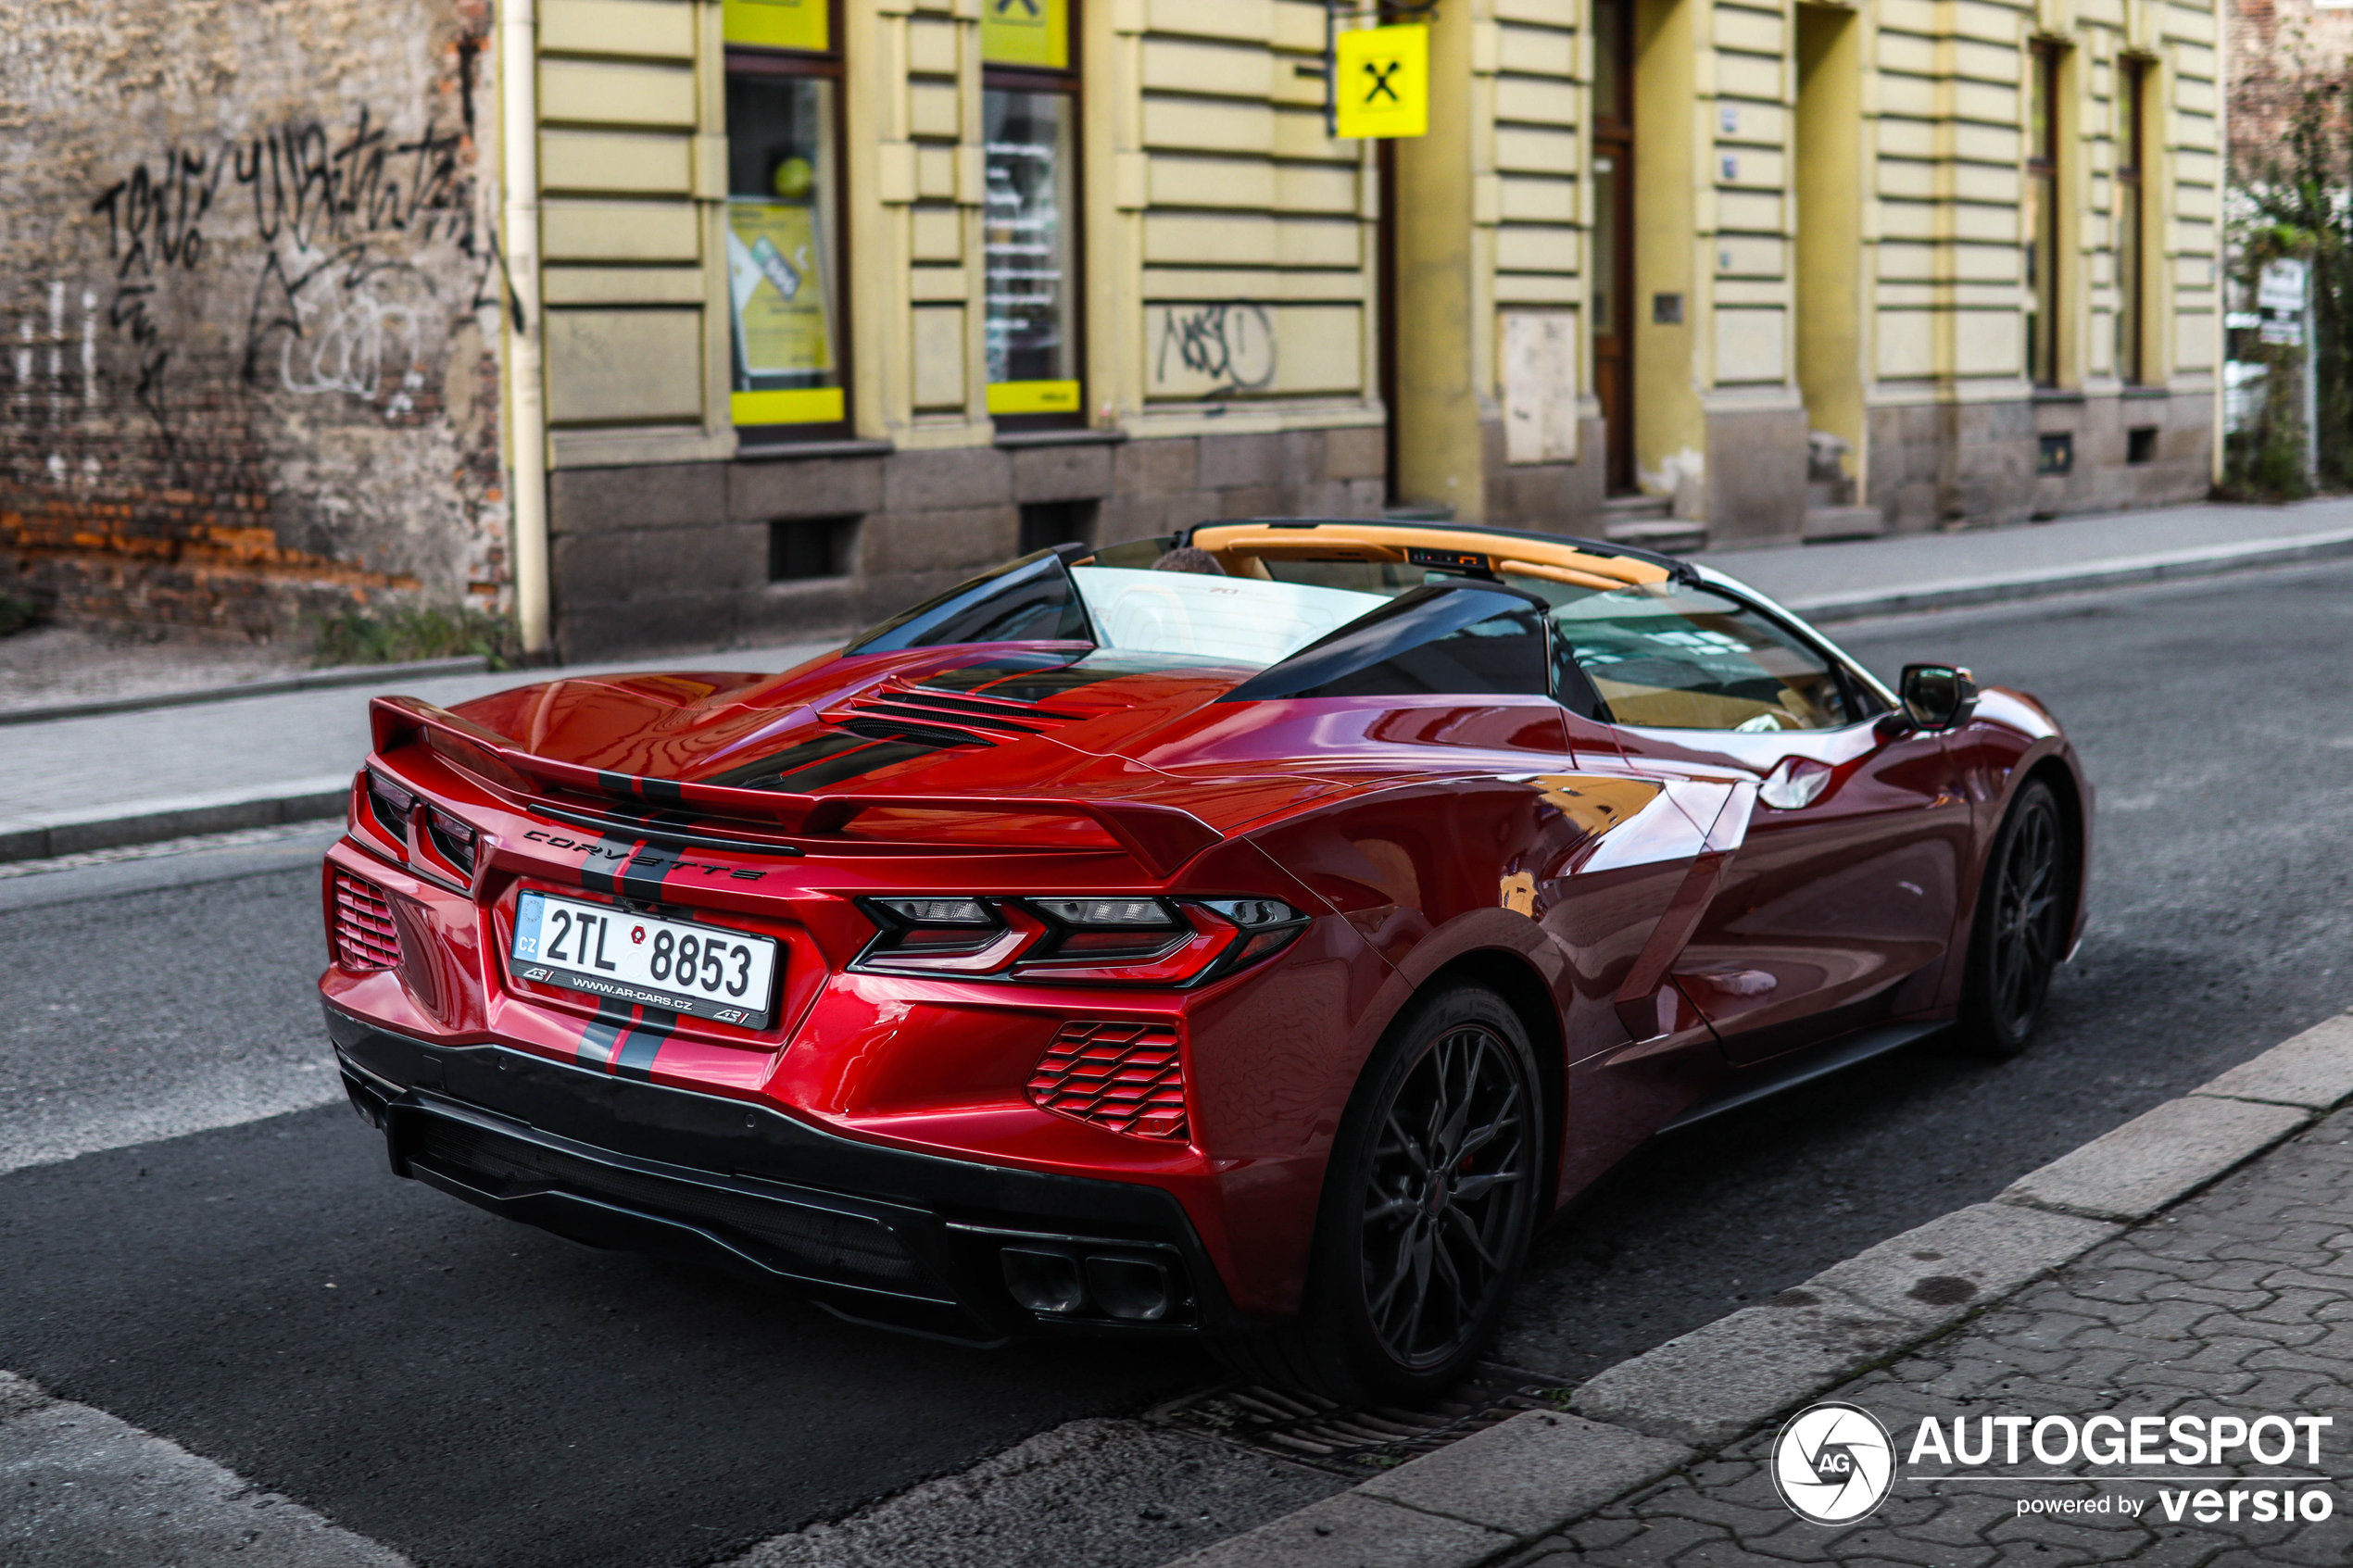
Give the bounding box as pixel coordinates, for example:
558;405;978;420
1189;522;1670;587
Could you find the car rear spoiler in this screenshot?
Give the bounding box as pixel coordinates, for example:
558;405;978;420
369;696;1224;876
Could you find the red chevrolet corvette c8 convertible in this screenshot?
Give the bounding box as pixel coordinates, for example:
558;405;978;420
321;520;2089;1399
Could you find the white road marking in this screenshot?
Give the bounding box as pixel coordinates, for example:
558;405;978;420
0;1371;410;1568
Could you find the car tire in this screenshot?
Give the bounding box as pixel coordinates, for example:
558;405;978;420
1215;984;1543;1404
1956;779;2071;1059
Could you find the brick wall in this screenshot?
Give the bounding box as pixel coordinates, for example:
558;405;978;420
0;0;508;642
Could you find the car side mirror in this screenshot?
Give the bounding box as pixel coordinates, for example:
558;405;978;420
1899;664;1977;731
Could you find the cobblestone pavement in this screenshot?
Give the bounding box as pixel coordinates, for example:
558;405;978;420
1511;1110;2353;1565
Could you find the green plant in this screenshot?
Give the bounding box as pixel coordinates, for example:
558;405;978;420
312;604;519;670
2228;54;2351;497
0;594;36;638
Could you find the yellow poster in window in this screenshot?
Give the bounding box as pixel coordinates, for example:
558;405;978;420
1334;24;1428;139
724;0;827;52
727;203;835;379
981;0;1067;69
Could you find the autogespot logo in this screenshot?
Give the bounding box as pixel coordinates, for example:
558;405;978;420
1772;1402;1897;1524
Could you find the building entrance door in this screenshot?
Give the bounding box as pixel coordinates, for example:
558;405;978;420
1592;0;1636;494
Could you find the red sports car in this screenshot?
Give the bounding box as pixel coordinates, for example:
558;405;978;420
321;520;2088;1399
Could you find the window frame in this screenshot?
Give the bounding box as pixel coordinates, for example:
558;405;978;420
982;2;1088;434
725;8;854;446
2026;43;2065;389
2115;56;2150;387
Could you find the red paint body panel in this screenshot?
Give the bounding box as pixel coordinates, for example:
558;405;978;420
321;596;2093;1333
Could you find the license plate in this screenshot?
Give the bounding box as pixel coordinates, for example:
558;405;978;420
510;891;780;1029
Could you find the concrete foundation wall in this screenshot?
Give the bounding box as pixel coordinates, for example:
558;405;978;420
546;427;1388;661
0;0;505;642
1867;390;2210;533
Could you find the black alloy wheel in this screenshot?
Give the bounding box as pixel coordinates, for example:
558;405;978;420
1960;779;2070;1057
1359;1017;1535;1371
1216;985;1542;1402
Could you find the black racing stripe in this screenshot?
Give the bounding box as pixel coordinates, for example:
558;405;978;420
577;997;632;1070
705;733;872;789
639;777;686;807
774;740;945;791
578;831;637;895
617;846;672;903
610;1006;678;1082
597;770;639;799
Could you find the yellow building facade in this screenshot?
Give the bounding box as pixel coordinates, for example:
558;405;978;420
509;0;2221;657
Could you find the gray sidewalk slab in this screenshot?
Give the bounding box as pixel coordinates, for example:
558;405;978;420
0;640;837;859
1696;496;2353;618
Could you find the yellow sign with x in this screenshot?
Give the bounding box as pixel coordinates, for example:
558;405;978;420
1333;24;1429;139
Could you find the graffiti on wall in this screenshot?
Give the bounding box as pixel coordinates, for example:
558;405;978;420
85;89;504;441
1151;303;1277;398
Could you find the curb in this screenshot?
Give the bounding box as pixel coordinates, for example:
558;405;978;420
0;655;491;729
0;778;352;864
1774;526;2353;623
1161;1010;2353;1568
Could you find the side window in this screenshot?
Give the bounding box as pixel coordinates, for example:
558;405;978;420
1555;583;1856;732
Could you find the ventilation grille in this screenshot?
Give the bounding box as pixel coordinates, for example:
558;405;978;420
409;1116;930;1288
332;871;401;972
1026;1022;1189;1140
827;683;1075;747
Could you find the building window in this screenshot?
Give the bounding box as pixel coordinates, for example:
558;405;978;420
2026;44;2063;388
983;1;1082;428
1018;499;1097;554
726;2;848;439
770;516;860;580
2116;57;2149;386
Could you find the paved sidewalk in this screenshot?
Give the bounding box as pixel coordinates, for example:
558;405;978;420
1172;1014;2353;1568
1517;1109;2353;1565
0;638;835;860
1697;495;2353;620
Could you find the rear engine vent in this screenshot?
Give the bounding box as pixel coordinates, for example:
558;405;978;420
332;871;402;972
1026;1022;1189;1141
829;683;1075;747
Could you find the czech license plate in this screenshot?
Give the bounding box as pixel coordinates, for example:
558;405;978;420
510;891;779;1029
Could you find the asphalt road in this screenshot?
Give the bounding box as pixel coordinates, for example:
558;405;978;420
5;562;2351;1567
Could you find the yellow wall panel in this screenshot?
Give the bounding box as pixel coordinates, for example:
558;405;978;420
1497;126;1579;173
540;131;693;194
1142;96;1276;154
540;0;697;58
912;207;963;261
1500;175;1577;222
1494;76;1579;125
1713;9;1784;55
539;59;698;128
912;306;966;409
1714;307;1785;383
1496;225;1577;272
1496;27;1577;75
542;199;702;260
1878;310;1937;377
909;82;961;140
1954;311;2020;375
1151;157;1279;209
1141;38;1275;96
1146;0;1274;43
1145;212;1278;265
546;308;705;422
1273;162;1362;212
907;19;960;74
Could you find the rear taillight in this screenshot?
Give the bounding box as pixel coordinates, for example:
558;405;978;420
366;770;414;840
424;809;477;876
331;871;401;972
850;895;1307;985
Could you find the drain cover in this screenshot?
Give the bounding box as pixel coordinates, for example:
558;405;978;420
1151;1365;1571;1479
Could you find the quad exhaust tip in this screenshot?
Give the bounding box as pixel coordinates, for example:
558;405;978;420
1000;1246;1172;1322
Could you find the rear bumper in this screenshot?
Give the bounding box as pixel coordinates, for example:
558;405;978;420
327;1004;1232;1343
